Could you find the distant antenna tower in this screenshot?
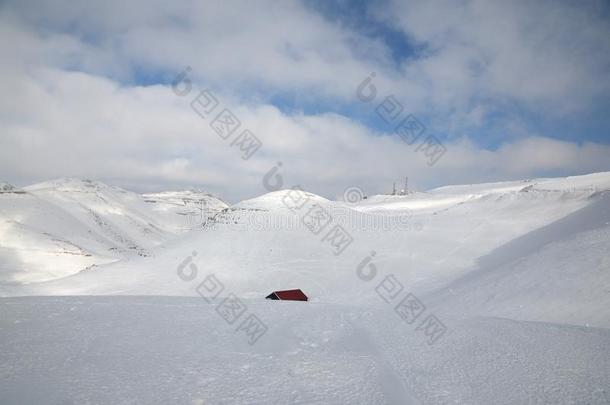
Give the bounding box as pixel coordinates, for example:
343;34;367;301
404;176;409;194
392;182;396;195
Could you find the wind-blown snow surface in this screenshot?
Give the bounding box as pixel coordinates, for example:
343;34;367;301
1;173;610;404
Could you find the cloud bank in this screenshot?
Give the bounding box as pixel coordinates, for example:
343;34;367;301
1;0;609;201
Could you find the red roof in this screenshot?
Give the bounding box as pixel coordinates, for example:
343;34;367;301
266;289;308;301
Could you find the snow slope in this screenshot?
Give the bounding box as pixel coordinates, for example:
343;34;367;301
142;190;228;232
0;178;222;284
0;296;608;404
427;193;610;328
24;178;172;253
0;183;117;284
1;172;609;404
15;177;606;303
0;183;19;193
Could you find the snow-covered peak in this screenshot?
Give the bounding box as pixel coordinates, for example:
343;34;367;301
142;189;229;232
24;177;119;193
234;189;329;211
143;189;227;207
0;182;17;192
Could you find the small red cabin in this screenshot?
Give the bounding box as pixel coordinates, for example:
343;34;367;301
265;289;308;302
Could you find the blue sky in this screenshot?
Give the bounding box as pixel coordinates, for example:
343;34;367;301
303;0;424;66
1;0;609;201
297;0;610;148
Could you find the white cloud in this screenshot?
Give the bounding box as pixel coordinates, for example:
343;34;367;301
1;0;394;100
0;0;609;202
1;66;609;201
382;0;610;115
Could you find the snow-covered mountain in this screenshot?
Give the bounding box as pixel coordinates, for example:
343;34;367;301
0;182;20;193
142;189;228;232
12;173;607;303
0;178;223;284
1;172;609;404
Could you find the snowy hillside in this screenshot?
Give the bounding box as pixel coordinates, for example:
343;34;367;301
0;183;20;193
142;190;228;232
0;178;221;284
1;172;609;404
15;174;608;301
